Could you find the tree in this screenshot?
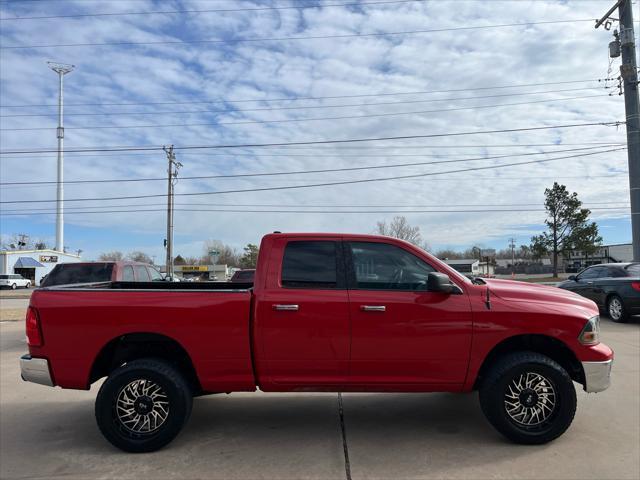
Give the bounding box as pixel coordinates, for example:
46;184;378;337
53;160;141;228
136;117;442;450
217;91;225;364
34;239;49;250
571;223;603;264
98;251;124;261
530;182;599;276
435;249;463;260
239;244;259;269
203;239;240;266
127;251;153;264
376;216;428;249
173;255;186;265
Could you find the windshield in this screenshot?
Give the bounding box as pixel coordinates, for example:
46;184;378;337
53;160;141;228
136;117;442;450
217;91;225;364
41;263;114;286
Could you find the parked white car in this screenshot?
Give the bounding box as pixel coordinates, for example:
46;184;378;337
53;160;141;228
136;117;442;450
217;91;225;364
0;274;31;289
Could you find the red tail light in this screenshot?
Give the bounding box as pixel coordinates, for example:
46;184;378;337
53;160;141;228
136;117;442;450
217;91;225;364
632;282;640;292
25;307;43;347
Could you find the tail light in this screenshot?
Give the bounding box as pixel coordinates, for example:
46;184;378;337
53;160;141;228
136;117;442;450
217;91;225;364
632;282;640;292
25;307;43;347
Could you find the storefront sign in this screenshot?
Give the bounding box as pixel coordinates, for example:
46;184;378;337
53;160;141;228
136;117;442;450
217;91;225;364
40;255;58;263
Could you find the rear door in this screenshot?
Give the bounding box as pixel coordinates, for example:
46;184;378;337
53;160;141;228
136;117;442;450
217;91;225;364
345;240;473;387
253;237;350;389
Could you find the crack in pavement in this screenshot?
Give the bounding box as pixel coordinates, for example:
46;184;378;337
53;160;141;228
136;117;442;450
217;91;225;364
337;393;352;480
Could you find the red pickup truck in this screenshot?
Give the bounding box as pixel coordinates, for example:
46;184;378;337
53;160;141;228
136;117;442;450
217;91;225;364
20;233;613;452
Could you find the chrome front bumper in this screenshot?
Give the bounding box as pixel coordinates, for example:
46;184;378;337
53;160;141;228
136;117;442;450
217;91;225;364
20;354;54;387
582;359;612;393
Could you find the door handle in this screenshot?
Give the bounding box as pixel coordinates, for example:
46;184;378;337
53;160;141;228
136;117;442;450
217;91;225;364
273;304;299;311
361;305;386;312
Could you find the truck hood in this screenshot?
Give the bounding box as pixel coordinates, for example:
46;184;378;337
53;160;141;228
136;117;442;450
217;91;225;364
481;278;597;314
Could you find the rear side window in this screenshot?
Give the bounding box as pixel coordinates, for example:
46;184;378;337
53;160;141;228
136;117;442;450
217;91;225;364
281;241;339;289
236;271;254;281
0;275;8;279
148;267;163;281
41;263;114;286
626;264;640;276
134;265;150;281
122;266;135;282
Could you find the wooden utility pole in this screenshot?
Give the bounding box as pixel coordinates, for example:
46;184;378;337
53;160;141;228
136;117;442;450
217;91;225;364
163;145;182;279
596;0;640;260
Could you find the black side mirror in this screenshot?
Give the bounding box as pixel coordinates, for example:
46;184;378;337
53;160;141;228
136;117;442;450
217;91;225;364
568;275;577;281
427;272;460;294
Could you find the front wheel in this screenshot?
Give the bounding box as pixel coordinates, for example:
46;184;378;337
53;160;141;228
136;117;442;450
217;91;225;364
25;282;31;289
95;358;193;453
479;351;576;445
11;283;16;290
607;295;628;323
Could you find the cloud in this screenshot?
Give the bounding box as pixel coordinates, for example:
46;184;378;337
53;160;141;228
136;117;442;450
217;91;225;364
0;0;631;259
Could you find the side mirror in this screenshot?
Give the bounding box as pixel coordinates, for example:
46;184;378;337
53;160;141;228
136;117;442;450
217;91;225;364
427;272;460;294
568;275;577;281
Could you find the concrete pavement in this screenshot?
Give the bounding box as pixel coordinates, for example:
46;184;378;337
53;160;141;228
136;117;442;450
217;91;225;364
0;318;638;480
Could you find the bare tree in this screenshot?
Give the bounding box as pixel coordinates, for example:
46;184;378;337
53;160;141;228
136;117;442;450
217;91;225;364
98;251;124;261
127;251;153;264
376;216;426;247
203;239;240;266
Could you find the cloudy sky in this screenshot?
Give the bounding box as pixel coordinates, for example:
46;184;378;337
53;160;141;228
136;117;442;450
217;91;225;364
0;0;634;260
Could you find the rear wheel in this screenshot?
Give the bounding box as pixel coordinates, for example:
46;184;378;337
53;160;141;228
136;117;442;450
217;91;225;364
607;295;628;323
479;351;576;444
11;283;16;290
95;358;193;453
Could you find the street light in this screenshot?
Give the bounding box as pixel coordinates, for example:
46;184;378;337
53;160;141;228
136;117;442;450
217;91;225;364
47;62;75;253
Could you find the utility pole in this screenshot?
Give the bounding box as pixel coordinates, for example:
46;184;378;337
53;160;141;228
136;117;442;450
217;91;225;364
163;146;182;279
47;62;75;253
596;0;640;261
509;238;516;277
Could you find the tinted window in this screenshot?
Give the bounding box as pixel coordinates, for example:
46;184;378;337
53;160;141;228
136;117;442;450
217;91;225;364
0;275;8;279
41;263;114;286
236;271;254;280
608;267;627;278
122;266;135;282
281;241;338;289
625;264;640;276
148;267;163;281
134;265;150;281
349;242;436;290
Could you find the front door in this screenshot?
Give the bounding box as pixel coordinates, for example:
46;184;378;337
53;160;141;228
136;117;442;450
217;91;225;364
254;238;350;389
345;240;473;388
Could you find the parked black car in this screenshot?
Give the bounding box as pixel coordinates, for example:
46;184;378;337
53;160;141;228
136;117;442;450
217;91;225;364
557;262;640;323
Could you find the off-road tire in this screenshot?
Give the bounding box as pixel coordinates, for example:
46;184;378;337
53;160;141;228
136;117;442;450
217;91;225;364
95;358;193;453
479;351;576;445
607;295;629;323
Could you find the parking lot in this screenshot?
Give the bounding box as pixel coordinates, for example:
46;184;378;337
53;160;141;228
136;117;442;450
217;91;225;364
0;313;638;480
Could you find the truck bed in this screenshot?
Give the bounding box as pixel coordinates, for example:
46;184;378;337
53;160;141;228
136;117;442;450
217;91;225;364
29;284;257;392
39;281;253;291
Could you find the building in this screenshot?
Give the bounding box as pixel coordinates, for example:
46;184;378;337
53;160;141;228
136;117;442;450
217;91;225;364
565;243;633;271
444;259;495;276
0;249;82;286
160;264;230;281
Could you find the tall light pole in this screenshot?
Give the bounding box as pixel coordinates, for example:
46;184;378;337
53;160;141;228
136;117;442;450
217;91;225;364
47;62;75;253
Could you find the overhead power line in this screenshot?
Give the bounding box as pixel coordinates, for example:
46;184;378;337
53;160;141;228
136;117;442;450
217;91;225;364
1;201;629;214
0;0;429;21
0;78;608;109
0;121;624;155
0;87;604;118
0;147;625;204
0;207;630;217
0;146;623;186
0;19;596;50
0;94;610;131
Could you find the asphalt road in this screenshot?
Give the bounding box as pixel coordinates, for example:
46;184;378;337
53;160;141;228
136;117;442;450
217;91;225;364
0;318;638;480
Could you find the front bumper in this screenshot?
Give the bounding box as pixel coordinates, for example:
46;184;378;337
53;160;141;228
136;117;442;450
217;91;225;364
20;354;54;386
582;359;612;393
